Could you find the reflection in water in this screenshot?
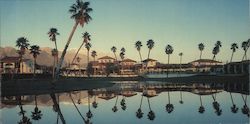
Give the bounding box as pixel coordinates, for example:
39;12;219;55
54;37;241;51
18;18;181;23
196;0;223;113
1;81;249;124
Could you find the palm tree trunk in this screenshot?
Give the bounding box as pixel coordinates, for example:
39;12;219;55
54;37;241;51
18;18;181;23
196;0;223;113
139;51;142;62
230;92;234;105
200;51;202;60
71;42;84;64
115;96;118;106
168;91;170;104
147;97;152;111
147;49;151;59
87;50;89;64
56;22;79;79
69;93;86;122
230;52;234;62
33;58;36;77
167;55;170;78
114;53;117;61
212;55;216;61
180;91;182;101
53;56;55;78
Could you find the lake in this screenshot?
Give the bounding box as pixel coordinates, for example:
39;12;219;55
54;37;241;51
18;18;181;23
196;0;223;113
1;81;249;124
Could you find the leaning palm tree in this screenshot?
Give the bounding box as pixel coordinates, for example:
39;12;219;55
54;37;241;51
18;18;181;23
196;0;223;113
51;49;58;78
198;95;205;114
136;94;144;119
146;39;154;59
212;41;222;60
91;50;97;61
241;39;250;61
230;43;238;62
165;45;173;78
56;0;93;79
72;32;91;64
198;43;205;60
135;41;143;62
166;91;174;113
111;46;117;61
29;45;41;77
31;95;43;121
16;37;30;73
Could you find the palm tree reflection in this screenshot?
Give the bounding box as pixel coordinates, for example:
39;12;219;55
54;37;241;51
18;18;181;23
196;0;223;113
211;93;222;116
198;95;205;114
86;93;93;119
166;91;174;113
92;95;98;109
31;95;42;121
241;94;249;117
120;96;127;111
50;93;66;124
147;97;155;120
16;96;32;124
112;95;119;112
136;94;144;119
229;92;238;113
179;90;184;104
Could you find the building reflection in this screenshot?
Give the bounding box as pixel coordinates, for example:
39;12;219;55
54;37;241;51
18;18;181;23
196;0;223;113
1;81;249;123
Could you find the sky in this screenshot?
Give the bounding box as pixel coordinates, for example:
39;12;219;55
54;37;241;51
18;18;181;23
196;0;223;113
0;0;249;64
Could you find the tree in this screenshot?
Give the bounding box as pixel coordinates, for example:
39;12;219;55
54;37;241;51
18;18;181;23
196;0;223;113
112;96;119;112
56;0;93;79
165;45;173;78
229;92;238;113
51;49;58;78
212;41;222;60
147;97;155;120
91;50;97;61
198;43;205;60
111;46;117;60
136;94;144;119
198;95;205;114
31;95;43;121
16;37;30;73
146;39;154;59
72;32;91;64
135;41;143;62
166;91;174;113
120;47;125;60
241;39;250;61
17;96;32;124
29;45;41;77
86;93;93;119
48;28;60;64
230;43;238;62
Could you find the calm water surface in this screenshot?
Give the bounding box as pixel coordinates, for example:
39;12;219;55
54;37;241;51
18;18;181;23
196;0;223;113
1;81;249;124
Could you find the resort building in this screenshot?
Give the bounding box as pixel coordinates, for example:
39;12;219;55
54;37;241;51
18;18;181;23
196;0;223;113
120;58;137;75
189;59;223;72
0;56;33;74
223;60;249;74
95;56;116;75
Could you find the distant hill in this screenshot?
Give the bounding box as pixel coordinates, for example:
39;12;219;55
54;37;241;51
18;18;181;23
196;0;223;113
0;47;91;67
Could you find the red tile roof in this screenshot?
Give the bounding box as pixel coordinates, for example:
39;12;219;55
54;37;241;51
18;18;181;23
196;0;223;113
142;58;157;62
97;56;115;60
121;58;136;62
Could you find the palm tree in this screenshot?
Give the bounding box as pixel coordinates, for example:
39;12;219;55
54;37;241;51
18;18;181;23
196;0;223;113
120;96;127;111
112;95;119;112
229;92;238;113
86;93;93;119
56;0;92;79
120;47;125;60
198;43;205;60
241;94;249;117
241;39;250;61
198;95;205;114
91;50;97;61
92;95;98;108
48;28;60;50
146;39;154;59
85;42;92;64
111;46;117;60
135;41;143;62
166;91;174;113
29;45;41;76
230;43;238;62
72;32;91;64
179;52;183;74
69;93;88;123
212;41;222;60
136;94;144;119
147;97;155;120
31;95;43;121
17;96;32;124
51;49;58;78
16;37;30;73
212;93;222;116
165;45;173;78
